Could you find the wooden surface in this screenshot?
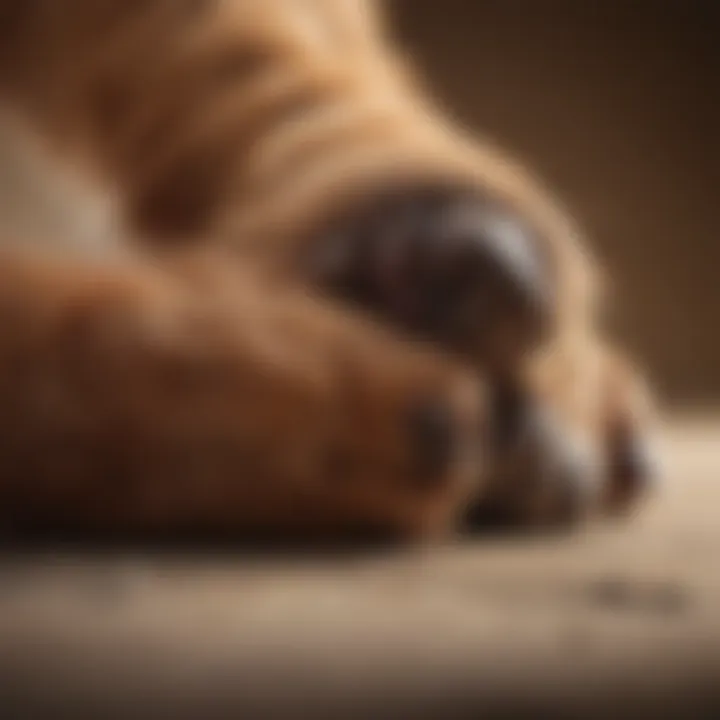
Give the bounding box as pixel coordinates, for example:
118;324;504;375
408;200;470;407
0;419;718;719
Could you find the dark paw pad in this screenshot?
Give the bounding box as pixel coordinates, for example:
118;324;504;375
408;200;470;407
308;187;555;370
605;422;660;514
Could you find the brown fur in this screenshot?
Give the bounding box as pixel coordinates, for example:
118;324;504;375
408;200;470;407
0;0;653;537
0;246;484;538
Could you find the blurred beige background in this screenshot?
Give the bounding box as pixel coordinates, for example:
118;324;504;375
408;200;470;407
393;0;719;407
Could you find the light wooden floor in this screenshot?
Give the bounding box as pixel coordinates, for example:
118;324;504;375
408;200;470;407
0;419;718;718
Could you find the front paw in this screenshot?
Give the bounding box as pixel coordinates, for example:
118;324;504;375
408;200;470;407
463;357;661;532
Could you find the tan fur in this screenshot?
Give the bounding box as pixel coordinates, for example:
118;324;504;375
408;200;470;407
0;245;486;538
0;1;594;305
0;0;652;537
